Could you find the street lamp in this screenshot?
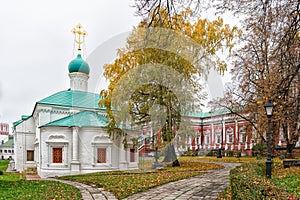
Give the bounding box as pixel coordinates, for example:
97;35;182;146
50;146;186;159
217;115;224;158
264;100;274;178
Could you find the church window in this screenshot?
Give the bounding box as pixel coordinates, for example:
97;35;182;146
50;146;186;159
130;148;135;162
53;148;63;163
97;148;106;163
27;150;34;161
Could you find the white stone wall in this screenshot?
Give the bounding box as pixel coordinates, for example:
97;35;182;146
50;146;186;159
38;127;72;178
14;117;36;171
37;126;138;178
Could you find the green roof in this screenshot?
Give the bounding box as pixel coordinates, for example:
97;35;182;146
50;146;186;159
37;90;103;110
0;137;14;147
13;116;31;127
13;119;24;127
41;111;107;128
189;109;231;118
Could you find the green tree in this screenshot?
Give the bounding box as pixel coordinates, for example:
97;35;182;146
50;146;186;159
100;8;241;165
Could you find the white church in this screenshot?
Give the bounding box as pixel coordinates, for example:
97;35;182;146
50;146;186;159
13;24;138;178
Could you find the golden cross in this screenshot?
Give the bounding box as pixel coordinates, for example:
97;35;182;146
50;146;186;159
71;23;87;53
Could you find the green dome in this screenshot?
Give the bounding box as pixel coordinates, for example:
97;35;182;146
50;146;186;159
68;54;90;74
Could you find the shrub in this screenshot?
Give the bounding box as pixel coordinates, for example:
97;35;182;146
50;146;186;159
0;170;3;175
226;150;234;157
252;143;267;156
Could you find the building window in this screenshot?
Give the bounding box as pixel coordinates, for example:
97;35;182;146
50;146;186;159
215;130;221;144
97;148;106;163
27;150;34;161
52;148;63;163
197;135;201;145
204;130;210;145
226;128;234;144
239;127;246;143
130;148;135;162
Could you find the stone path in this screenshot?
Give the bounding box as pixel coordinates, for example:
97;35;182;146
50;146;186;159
47;178;118;200
49;162;240;200
123;162;240;200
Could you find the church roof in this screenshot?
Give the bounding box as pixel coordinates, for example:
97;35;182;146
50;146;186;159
13;115;31;127
40;110;107;128
37;90;104;110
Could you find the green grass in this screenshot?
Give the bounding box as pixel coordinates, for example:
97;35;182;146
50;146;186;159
0;160;81;200
271;162;300;197
217;159;300;199
272;176;300;197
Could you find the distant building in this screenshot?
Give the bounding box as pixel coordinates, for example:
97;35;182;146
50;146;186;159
0;123;9;144
0;135;14;160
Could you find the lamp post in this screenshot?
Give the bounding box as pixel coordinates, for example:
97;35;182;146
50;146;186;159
264;100;274;178
217;115;223;158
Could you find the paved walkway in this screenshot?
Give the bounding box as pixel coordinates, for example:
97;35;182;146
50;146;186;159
49;162;240;200
47;178;118;200
123;163;240;200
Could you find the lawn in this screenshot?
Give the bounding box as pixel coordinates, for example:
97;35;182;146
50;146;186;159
2;156;298;199
217;158;300;199
0;160;81;200
60;156;224;199
271;162;300;197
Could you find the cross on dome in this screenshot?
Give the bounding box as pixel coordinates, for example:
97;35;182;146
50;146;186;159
71;23;87;54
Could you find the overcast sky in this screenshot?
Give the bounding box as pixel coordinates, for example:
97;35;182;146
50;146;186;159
0;0;141;124
0;0;237;128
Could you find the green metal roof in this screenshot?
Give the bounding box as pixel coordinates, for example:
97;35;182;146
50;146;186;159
40;110;107;128
37;90;103;110
13;119;24;127
13;116;31;127
0;137;14;147
189;109;231;118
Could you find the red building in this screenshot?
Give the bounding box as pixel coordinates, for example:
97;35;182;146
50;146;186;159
137;111;255;156
137;110;300;157
0;123;9;136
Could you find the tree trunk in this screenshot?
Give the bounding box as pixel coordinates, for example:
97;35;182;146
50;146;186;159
285;143;295;158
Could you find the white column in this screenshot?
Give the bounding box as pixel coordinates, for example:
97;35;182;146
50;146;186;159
119;137;128;169
235;120;238;144
71;127;80;174
72;127;79;161
222;121;226;145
